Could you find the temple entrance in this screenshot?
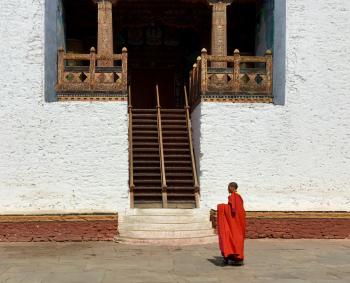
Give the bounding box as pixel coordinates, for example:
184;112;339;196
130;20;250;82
62;0;274;107
115;0;211;108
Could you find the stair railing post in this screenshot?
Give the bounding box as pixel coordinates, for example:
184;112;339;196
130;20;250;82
233;49;241;93
265;49;273;96
200;48;208;96
57;48;65;91
156;85;168;208
89;47;96;91
184;86;200;208
122;47;128;93
128;86;135;208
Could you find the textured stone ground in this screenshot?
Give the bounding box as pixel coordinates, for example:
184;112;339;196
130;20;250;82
0;240;349;283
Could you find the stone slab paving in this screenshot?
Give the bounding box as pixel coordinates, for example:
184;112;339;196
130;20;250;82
0;240;349;283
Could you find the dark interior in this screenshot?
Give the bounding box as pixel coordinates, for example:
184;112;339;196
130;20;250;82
62;0;265;108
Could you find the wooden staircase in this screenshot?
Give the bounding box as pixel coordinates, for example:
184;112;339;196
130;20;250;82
129;86;200;208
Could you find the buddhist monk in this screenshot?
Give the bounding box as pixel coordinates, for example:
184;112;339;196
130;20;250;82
217;182;246;266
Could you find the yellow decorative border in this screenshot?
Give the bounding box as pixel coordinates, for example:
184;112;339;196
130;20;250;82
247;212;350;219
202;97;273;103
58;96;127;102
0;214;118;223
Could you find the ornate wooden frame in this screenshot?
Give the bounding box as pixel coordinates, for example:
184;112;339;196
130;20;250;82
55;47;128;101
189;49;273;107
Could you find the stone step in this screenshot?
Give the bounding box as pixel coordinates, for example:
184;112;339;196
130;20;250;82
118;229;215;239
119;221;213;231
119;215;209;224
122;208;207;216
116;235;218;246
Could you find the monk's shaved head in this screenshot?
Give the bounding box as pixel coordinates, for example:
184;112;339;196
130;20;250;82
228;182;238;193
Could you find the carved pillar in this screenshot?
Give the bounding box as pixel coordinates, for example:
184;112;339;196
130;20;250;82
208;0;233;68
93;0;117;66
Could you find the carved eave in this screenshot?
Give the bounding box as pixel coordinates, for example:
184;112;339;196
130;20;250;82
207;0;234;5
92;0;117;5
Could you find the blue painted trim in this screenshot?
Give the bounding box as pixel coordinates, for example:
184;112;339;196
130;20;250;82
44;0;57;102
273;0;286;105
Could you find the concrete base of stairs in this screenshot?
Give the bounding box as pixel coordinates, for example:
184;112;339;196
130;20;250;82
116;209;218;246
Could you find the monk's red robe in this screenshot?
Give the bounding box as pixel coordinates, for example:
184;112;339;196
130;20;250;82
217;192;246;260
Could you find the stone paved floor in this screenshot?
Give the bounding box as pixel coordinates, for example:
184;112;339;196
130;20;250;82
0;240;349;283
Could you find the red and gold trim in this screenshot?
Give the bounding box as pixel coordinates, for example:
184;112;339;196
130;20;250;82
211;211;350;239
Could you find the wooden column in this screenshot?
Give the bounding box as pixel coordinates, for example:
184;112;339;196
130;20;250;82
208;0;233;68
93;0;116;66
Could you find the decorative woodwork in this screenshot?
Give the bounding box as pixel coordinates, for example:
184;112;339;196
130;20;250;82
56;47;128;101
93;0;117;66
156;85;168;208
189;48;273;106
208;0;233;68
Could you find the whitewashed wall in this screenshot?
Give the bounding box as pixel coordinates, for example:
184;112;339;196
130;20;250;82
0;1;129;214
193;0;350;211
0;0;349;214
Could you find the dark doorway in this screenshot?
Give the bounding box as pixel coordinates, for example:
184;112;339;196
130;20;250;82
115;0;211;109
131;68;176;109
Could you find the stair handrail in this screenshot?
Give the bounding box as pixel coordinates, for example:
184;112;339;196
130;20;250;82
184;86;200;208
128;86;135;208
156;85;168;208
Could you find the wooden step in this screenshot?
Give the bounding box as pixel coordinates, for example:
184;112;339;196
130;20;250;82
133;154;160;158
134;167;161;171
165;167;192;171
132;117;157;124
133;143;159;147
166;173;193;177
133;130;158;134
162;125;187;129
133;136;158;140
164;160;191;164
164;154;191;158
167;180;194;184
133;125;157;129
134;187;161;191
166;193;196;197
161;114;185;119
163;136;188;141
134;160;160;164
134;173;161;177
133;114;157;118
133;148;159;152
133;119;157;125
164;148;189;152
167;187;195;191
132;109;157;113
161;109;185;113
163;131;188;135
163;143;189;146
162;120;186;124
134;193;163;197
134;180;161;184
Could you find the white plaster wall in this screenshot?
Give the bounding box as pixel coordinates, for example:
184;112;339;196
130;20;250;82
0;1;129;214
193;0;350;211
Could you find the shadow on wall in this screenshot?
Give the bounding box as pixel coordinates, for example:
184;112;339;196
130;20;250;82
272;0;286;106
191;104;202;190
45;0;65;102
